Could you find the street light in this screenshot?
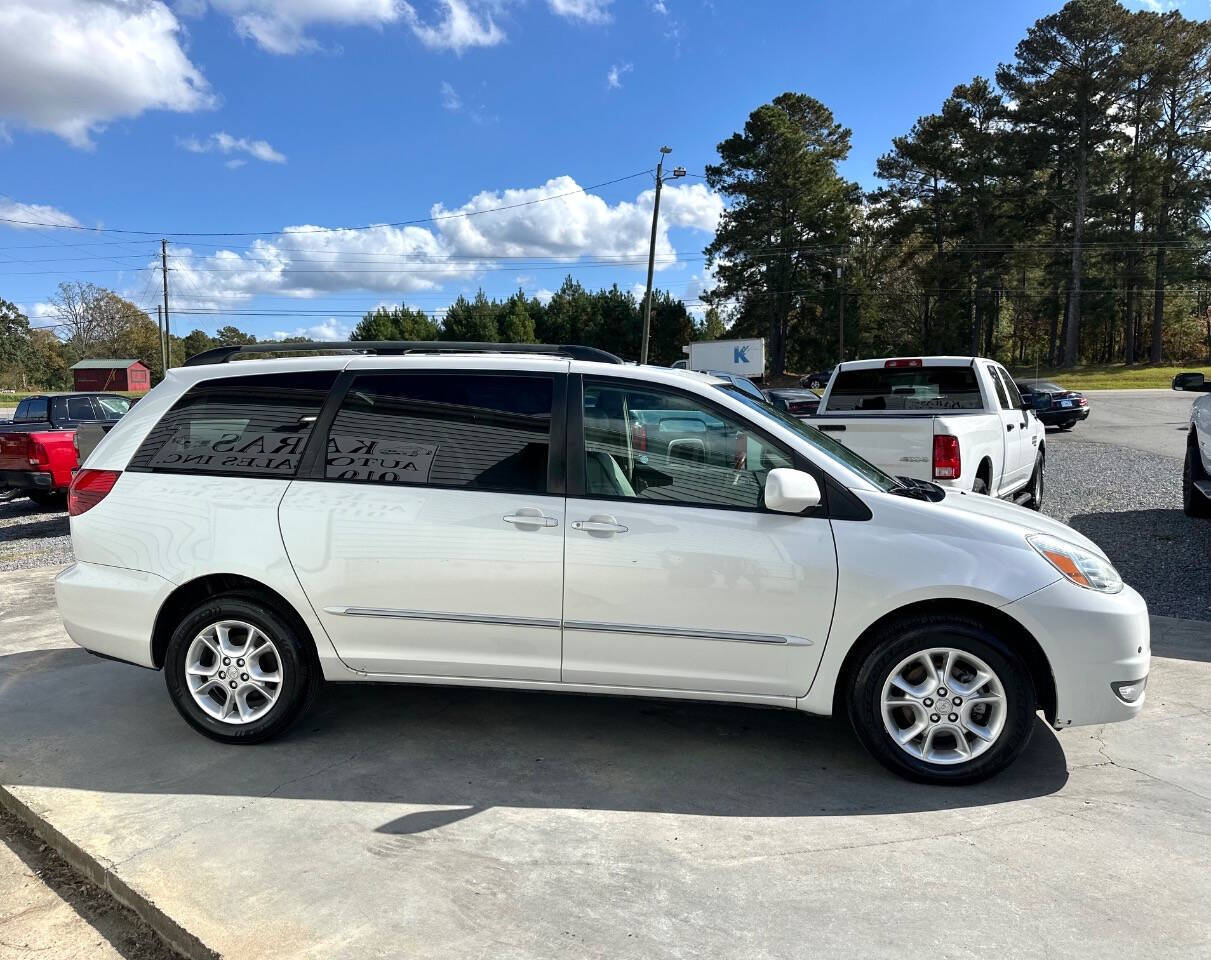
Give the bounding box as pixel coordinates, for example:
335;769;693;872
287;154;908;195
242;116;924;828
640;146;686;365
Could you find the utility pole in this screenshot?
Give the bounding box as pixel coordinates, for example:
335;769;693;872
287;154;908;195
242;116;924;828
157;304;167;374
161;239;172;368
640;146;685;365
837;251;846;364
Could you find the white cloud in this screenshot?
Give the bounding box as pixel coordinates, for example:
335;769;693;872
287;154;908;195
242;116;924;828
226;158;247;169
440;80;463;111
272;319;354;341
606;62;631;90
178;131;287;163
651;0;668;13
533;288;554;305
159;176;723;303
207;0;404;54
0;0;214;148
405;0;504;53
0;197;81;230
547;0;611;24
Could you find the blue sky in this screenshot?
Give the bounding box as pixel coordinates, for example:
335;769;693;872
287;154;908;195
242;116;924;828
0;0;1145;341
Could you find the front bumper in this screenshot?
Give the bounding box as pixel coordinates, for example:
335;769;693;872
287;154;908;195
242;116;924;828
1;469;54;491
1004;579;1150;727
55;561;174;668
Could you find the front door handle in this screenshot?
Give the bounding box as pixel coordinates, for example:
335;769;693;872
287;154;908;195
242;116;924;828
503;509;559;529
571;515;628;535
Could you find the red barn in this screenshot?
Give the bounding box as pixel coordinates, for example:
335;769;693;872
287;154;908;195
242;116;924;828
69;359;152;393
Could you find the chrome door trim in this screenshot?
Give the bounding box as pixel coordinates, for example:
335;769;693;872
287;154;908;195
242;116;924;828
324;607;562;629
563;620;811;646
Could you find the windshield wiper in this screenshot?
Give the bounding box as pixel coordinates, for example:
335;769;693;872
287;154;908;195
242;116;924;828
890;476;946;502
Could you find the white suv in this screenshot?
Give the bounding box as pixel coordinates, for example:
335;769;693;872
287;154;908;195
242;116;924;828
56;342;1150;784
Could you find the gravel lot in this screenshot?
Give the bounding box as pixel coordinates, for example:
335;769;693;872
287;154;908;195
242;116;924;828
0;494;71;573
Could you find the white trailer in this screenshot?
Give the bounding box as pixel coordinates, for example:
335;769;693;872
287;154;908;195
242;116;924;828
686;338;765;377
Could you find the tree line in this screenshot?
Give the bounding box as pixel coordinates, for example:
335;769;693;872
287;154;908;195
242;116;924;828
706;0;1211;374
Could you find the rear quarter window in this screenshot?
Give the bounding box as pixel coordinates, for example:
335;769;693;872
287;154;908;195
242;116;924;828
827;366;984;412
129;371;337;477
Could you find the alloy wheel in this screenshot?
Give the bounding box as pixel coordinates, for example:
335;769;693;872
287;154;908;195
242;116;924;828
880;647;1007;765
185;620;284;725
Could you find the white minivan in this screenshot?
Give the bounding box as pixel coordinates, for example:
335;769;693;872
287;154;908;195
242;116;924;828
56;342;1150;784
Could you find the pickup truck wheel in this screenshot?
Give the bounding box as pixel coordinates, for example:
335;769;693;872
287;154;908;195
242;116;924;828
847;616;1035;785
1183;441;1211;518
28;491;65;509
164;595;318;744
1024;453;1044;511
971;474;989;495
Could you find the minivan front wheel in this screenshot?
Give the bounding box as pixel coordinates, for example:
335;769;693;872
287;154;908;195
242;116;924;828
164;596;317;744
848;616;1035;784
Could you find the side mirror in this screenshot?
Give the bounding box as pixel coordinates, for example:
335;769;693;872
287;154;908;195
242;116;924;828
764;468;821;513
1019;396;1034;411
1173;372;1208;392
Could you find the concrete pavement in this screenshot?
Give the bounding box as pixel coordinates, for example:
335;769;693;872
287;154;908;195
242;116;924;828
1049;388;1194;459
2;565;1210;960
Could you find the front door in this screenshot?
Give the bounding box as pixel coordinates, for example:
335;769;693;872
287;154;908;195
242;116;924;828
560;377;837;698
280;367;566;680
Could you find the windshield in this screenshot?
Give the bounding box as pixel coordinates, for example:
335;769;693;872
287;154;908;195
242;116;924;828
717;385;901;493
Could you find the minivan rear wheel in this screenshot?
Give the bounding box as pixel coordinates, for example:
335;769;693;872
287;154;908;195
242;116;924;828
847;616;1035;784
164;595;318;744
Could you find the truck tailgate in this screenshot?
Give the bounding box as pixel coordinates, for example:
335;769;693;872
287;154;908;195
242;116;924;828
0;432;32;472
814;417;936;481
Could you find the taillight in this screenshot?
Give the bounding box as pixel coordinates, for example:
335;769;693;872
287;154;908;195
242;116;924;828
1078;396;1088;406
933;435;961;480
885;358;923;368
68;469;121;516
631;421;647;452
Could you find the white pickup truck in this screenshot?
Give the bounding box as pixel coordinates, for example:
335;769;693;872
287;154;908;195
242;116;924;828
813;356;1046;507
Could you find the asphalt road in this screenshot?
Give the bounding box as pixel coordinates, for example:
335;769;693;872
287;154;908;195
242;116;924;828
1051;388;1194;458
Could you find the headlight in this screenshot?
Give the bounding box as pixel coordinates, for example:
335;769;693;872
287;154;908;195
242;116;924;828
1027;534;1123;594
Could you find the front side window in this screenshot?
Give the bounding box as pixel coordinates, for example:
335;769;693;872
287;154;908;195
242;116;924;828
582;380;792;510
96;396;131;420
828;366;985;411
130;371;336;477
324;373;554;493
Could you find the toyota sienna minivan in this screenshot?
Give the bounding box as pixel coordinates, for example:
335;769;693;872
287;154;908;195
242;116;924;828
56;342;1149;784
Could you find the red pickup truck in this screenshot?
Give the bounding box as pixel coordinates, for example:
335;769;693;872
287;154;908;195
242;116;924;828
0;393;132;506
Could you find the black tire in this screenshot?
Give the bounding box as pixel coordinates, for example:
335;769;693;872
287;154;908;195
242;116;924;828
164;594;319;744
1058;421;1075;431
971;472;990;495
847;615;1036;785
1183;439;1211;518
28;491;65;509
1024;452;1045;511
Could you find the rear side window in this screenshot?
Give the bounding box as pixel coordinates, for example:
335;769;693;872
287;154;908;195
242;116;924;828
51;396;98;421
986;365;1010;409
19;397;48;422
13;400;29;421
827;366;984;412
324;373;553;493
130;371;337;477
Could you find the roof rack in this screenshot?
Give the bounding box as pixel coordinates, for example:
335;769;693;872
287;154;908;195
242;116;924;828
182;341;624;367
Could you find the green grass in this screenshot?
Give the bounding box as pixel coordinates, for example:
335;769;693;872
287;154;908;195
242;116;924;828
1007;363;1198;390
0;390;143;405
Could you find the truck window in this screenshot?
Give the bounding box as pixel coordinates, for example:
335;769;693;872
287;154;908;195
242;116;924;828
13;400;29;421
51;396;99;421
19;397;48;422
986;365;1010;409
827;367;984;412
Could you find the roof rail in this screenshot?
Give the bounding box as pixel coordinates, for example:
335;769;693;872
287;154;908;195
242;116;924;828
182;341;624;367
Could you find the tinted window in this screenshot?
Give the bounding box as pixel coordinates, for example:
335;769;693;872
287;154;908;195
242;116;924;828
986;365;1010;409
583;380;792;510
997;369;1023;409
130;371;336;477
13;400;29;421
51;396;98;421
20;398;48;422
325;373;553;493
827;366;984;411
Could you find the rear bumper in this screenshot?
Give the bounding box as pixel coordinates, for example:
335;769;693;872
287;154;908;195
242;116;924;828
55;561;173;669
1;469;55;491
1004;580;1150;727
1039;407;1089;425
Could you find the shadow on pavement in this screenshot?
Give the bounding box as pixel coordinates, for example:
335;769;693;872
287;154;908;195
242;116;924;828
0;648;1068;834
1067;508;1211;623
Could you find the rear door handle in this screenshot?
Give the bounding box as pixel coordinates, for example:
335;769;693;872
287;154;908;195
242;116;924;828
1006;424;1015;431
503;509;559;528
571;515;628;535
